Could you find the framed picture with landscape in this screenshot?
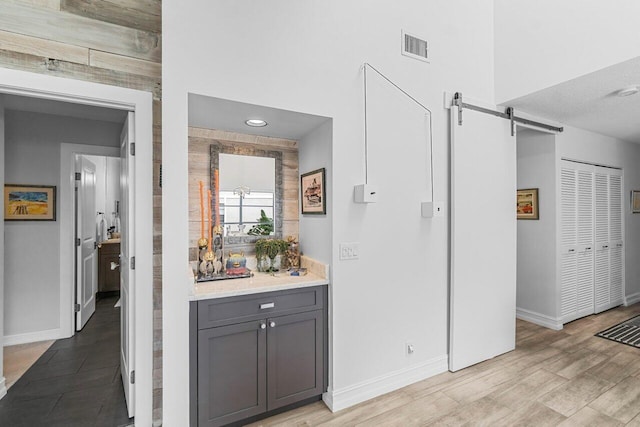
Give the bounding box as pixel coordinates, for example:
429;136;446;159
301;168;326;215
517;188;539;220
4;184;56;221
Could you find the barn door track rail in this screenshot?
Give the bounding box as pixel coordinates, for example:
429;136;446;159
453;92;563;135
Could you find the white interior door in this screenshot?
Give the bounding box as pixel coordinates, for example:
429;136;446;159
449;103;516;371
76;156;97;331
120;112;136;417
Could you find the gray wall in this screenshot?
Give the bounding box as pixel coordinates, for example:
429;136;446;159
299;120;332;266
4;110;121;342
516;129;557;318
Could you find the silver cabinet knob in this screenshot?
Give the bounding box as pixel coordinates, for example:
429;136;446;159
260;322;266;330
269;321;276;328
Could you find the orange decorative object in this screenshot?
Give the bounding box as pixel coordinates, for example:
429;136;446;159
207;190;212;251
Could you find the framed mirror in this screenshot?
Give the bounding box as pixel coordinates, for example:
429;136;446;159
210;143;283;248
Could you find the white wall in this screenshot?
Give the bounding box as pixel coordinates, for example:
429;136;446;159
299;120;332;265
163;0;496;422
3;110;120;344
556;126;640;303
494;0;640;103
516;129;557;319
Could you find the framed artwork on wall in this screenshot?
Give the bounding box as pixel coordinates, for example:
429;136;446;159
632;190;640;213
517;188;539;220
301;168;326;215
4;184;57;221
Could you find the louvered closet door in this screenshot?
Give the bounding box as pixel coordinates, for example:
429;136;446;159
560;165;579;321
560;161;595;322
594;171;611;313
576;169;595;317
608;170;624;308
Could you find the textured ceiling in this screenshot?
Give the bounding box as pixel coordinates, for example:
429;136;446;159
506;56;640;143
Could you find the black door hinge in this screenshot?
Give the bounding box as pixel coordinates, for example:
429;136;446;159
130;370;135;384
76;238;81;247
130;256;135;270
130;143;135;156
75;172;81;181
74;303;80;312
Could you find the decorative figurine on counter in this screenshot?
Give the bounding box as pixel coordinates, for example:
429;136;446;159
226;251;249;276
284;235;300;269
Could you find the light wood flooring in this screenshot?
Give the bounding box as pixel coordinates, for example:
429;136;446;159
3;340;53;389
248;303;640;426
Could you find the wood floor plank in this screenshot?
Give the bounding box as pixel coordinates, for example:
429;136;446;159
356;391;459;427
538;373;615;417
557;406;623;427
489;369;568;410
588;376;640;423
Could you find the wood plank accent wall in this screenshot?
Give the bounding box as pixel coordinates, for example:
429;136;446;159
188;127;300;259
0;0;163;423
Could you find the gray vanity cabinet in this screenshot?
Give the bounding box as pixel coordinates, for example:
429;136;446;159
197;321;267;426
191;286;327;427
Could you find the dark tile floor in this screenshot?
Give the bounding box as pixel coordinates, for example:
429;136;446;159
0;296;132;427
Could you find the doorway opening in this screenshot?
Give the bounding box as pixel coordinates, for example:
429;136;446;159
0;68;153;425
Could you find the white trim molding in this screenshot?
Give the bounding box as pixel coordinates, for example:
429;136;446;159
516;307;563;330
3;328;64;346
0;377;6;400
323;355;448;412
625;292;640;307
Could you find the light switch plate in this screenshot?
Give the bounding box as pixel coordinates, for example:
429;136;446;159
339;242;360;260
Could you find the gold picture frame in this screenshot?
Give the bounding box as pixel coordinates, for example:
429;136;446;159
301;168;326;215
632;190;640;213
4;184;57;221
517;188;539;220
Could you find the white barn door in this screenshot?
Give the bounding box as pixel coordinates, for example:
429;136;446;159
449;102;516;371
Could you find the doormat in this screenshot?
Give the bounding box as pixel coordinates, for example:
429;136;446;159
596;315;640;348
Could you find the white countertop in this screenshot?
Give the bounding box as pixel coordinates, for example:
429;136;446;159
188;255;330;300
189;271;328;301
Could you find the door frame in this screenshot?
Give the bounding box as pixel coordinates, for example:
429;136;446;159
0;67;154;425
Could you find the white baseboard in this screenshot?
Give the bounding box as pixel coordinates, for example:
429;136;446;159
3;328;64;346
624;292;640;307
323;355;448;412
516;307;563;330
0;377;6;401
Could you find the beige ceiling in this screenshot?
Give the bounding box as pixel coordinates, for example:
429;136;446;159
505;56;640;144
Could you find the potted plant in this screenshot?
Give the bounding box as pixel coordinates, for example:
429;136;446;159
255;238;288;272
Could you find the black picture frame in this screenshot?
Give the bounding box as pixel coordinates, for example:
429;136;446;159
300;168;326;215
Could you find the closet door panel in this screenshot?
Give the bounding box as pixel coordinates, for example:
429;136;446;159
576;170;594;316
594;172;610;313
609;172;624;306
560;166;579;321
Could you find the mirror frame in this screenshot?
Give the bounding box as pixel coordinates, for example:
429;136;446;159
210;142;283;245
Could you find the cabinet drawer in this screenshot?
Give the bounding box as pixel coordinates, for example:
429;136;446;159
198;286;324;329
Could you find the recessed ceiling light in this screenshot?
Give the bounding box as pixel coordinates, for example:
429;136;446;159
245;119;268;127
615;85;640;97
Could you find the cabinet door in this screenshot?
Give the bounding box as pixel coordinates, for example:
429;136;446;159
198;321;266;427
267;310;323;410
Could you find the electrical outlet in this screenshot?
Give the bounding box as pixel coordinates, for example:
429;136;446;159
406;342;415;356
339;242;360;260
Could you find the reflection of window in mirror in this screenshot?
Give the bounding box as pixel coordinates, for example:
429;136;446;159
219;153;275;235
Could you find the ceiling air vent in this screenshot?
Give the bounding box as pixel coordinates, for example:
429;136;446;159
402;30;429;63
